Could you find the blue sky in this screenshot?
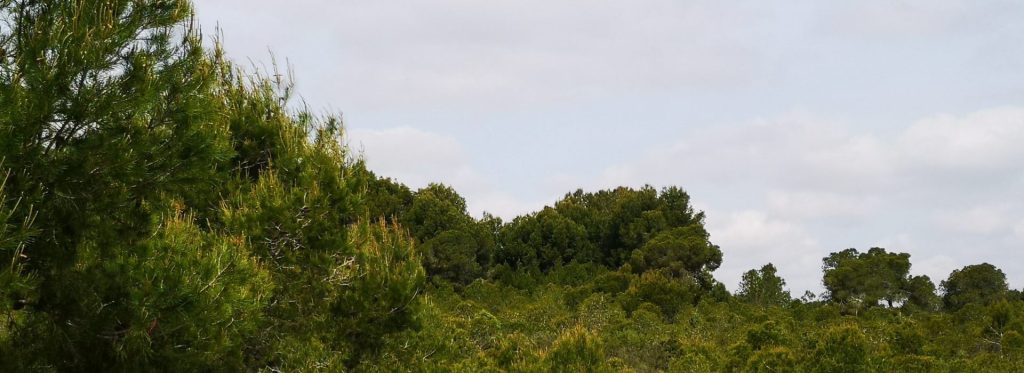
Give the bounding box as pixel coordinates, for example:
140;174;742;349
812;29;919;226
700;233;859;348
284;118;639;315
194;0;1024;294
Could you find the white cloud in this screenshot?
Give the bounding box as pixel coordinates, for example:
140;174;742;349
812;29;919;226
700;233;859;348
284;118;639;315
592;107;1024;292
709;210;824;293
767;190;877;220
822;1;976;38
349;127;471;189
596;107;1024;199
914;255;958;284
799;133;898;192
935;205;1014;235
196;0;776;111
594;112;848;188
900;108;1024;171
873;233;917;252
348;126;545;219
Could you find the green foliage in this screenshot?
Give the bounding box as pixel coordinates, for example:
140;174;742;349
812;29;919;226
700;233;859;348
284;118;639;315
823;248;916;310
889;321;926;355
811;325;871;372
723;320;795;371
5;207;271;370
0;0;427;369
0;171;37;360
384;182;500;286
905;275;940;311
552;186;703;268
0;0;267;369
668;340;721;372
942;263;1008;311
403;183;472;242
628;224;722;287
500;207;597;271
591;269;633;295
336;220;425;364
744;321;792;351
737;263;791;307
576;293;628;332
422;229;486;286
1005;330;1024;353
889;354;940;372
2;0;233;270
357;170;414;224
353;263;1024;372
624;269;700;318
745;346;799;372
542;325;613;372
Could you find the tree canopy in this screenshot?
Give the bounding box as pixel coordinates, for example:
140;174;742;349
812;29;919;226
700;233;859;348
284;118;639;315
942;263;1009;311
823;247;914;310
737;263;791;307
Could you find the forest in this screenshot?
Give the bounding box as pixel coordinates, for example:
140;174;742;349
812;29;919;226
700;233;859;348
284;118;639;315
1;1;1022;371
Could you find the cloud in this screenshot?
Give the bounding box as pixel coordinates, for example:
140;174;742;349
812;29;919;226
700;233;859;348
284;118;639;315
348;126;545;219
901;107;1024;172
598;107;1024;195
766;190;878;220
935;205;1014;235
914;255;959;284
708;210;824;293
349;127;471;188
195;0;778;111
820;0;1018;39
823;1;969;38
594;107;1024;292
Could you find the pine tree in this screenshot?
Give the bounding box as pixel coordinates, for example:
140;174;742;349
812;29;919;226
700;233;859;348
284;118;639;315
0;0;427;369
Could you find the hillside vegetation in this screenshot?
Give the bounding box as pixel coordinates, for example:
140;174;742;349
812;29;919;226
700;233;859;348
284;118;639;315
1;1;1022;371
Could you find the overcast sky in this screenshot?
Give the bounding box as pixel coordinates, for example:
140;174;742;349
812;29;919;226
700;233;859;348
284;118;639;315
194;0;1024;295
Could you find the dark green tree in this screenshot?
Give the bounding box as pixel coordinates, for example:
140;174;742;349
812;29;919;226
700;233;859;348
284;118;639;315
941;263;1008;312
737;263;791;307
499;207;597;271
904;275;939;311
45;209;271;370
403;183;472;242
334;220;425;367
623;269;700;318
0;0;247;368
822;248;913;309
596;186;660;265
552;186;702;267
0;171;36;349
422;229;485;285
0;0;427;369
628;224;722;288
738;321;798;372
811;325;871;372
357;168;414;224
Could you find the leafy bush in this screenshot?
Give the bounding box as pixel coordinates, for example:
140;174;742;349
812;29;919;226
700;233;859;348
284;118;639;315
623;269;700;318
811;325;871;372
543;325;612;372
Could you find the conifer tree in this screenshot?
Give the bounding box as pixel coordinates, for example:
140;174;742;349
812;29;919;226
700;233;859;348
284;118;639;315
737;263;791;307
0;0;427;369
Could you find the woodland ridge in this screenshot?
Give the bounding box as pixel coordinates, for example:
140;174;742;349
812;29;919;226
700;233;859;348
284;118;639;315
0;1;1022;371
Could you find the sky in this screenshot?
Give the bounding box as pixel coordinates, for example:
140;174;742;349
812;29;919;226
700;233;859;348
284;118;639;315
193;0;1024;295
